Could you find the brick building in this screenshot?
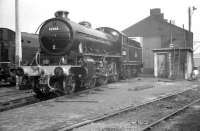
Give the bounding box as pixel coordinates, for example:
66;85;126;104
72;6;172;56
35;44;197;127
123;8;193;79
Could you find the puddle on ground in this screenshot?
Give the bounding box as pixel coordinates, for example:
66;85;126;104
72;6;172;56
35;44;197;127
128;85;154;91
145;96;157;101
67;113;84;119
156;82;174;86
191;105;200;110
83;91;99;95
40;102;55;107
94;88;104;91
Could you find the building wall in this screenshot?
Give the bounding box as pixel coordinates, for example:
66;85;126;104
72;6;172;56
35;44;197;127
153;49;192;79
160;26;193;49
123;9;193;74
193;53;200;67
194;58;200;67
143;36;161;73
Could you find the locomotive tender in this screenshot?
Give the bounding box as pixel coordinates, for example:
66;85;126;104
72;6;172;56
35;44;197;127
16;11;142;96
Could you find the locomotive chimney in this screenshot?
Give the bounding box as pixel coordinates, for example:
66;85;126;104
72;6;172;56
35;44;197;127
55;11;69;20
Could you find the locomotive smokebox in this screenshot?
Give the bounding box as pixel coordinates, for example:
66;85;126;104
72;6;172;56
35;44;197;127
39;11;73;56
55;11;69;20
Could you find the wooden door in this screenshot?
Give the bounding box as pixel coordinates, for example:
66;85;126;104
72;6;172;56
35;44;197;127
157;53;168;78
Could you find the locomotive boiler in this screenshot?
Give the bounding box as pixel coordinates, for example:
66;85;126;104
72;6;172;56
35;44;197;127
39;11;120;56
16;11;142;97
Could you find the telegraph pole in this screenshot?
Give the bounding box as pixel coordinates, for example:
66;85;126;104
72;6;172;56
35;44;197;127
15;0;22;89
188;7;191;32
188;6;197;32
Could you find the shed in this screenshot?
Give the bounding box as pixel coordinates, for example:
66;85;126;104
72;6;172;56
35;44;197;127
152;48;193;79
123;8;193;74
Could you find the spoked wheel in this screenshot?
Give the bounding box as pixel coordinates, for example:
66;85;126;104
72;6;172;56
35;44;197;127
97;76;108;86
127;67;132;78
111;74;119;82
131;68;138;77
31;78;47;99
65;81;76;94
87;78;96;88
52;81;65;96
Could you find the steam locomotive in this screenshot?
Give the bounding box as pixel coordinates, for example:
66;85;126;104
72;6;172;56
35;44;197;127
0;28;39;86
16;11;142;96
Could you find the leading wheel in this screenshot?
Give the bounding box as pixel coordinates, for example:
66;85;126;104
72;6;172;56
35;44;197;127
31;78;47;98
63;76;76;94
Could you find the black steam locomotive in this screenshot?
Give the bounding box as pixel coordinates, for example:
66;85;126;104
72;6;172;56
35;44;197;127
16;11;142;96
0;28;39;86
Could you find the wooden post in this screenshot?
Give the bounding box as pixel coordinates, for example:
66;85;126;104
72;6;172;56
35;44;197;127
169;52;172;79
154;52;158;77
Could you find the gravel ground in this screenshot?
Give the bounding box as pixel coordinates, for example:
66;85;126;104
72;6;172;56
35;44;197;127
0;87;33;103
149;100;200;131
0;77;199;131
75;86;200;131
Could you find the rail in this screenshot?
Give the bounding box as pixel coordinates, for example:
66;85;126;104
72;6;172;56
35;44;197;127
57;86;198;131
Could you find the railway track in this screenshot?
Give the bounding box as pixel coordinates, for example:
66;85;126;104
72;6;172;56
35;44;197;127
0;84;109;112
0;90;32;98
0;79;140;113
0;78;180;113
141;97;200;131
57;85;200;131
0;86;38;112
0;78;199;131
0;95;39;112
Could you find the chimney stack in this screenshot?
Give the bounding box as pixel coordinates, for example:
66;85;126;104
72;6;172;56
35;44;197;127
55;11;69;20
150;8;164;20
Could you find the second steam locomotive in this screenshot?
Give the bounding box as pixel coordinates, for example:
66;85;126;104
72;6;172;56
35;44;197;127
0;28;39;86
16;11;142;97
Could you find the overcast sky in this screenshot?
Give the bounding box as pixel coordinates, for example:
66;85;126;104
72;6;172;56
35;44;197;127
0;0;199;41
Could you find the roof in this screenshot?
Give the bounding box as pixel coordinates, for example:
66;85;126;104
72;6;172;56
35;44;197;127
122;9;191;37
152;47;193;52
21;32;38;39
